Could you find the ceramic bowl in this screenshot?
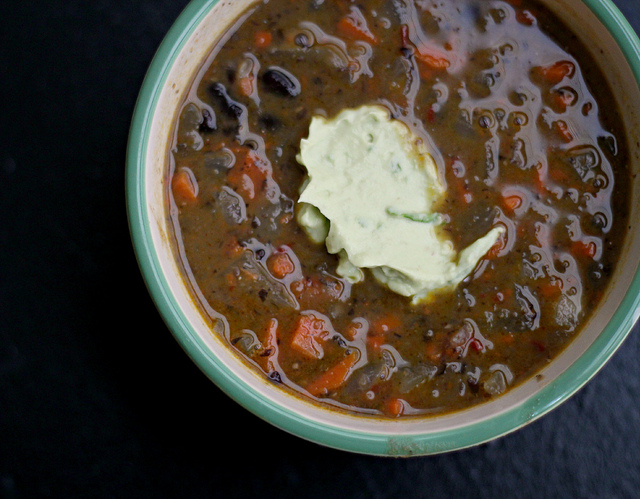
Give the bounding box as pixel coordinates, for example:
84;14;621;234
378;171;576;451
126;0;640;456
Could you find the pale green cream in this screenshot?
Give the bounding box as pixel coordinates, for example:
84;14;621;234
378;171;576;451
296;105;504;304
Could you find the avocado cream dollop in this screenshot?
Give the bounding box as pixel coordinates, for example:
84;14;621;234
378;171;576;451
296;105;504;304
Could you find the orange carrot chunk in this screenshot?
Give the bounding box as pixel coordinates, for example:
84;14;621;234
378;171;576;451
306;352;359;396
502;194;522;212
172;168;198;203
337;15;378;45
572;240;597;259
227;149;267;201
386;398;406;417
554;89;576;112
555;120;573;143
291;314;330;359
535;60;575;85
254;31;273;49
267;251;295;279
415;47;451;70
238;76;254;97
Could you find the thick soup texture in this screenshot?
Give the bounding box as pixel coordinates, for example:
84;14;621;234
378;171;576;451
167;0;630;417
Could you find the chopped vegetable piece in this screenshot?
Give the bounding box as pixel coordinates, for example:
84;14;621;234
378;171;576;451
268;251;296;279
255;31;273;48
227;149;267;201
238;76;254;97
306;352;359;396
572;240;597;259
535;60;575;85
414;47;451;70
336;10;378;45
290;313;331;359
385;398;406;417
172;168;198;203
502;195;522;212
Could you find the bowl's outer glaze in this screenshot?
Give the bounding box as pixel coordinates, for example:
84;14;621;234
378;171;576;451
126;0;640;456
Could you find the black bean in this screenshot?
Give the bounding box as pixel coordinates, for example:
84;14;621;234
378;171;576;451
198;108;216;133
207;82;244;119
400;47;414;58
261;67;301;97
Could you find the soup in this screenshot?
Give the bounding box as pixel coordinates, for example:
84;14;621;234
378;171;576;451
166;0;630;417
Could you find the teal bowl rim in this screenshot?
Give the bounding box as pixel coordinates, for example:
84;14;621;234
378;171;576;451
126;0;640;456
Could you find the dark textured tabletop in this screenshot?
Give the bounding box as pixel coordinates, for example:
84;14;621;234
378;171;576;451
2;1;640;497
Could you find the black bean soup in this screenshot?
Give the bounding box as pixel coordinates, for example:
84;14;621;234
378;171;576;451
166;0;631;417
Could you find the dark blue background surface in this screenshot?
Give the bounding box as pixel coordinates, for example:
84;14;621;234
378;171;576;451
1;1;639;497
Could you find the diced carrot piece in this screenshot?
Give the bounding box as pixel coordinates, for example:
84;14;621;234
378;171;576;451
415;47;450;70
227;149;267;201
291;276;345;305
503;194;522;212
306;352;359;396
238;76;254;97
554;89;576;112
254;31;272;49
555;120;573;143
572;240;597;259
267;251;295;279
291;314;330;359
337;15;378;45
172;168;198;203
385;398;406;417
535;61;575;85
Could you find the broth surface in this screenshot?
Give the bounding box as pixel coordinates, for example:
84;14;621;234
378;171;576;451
167;0;630;417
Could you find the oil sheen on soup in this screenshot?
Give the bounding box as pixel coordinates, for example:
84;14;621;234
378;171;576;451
167;0;630;417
